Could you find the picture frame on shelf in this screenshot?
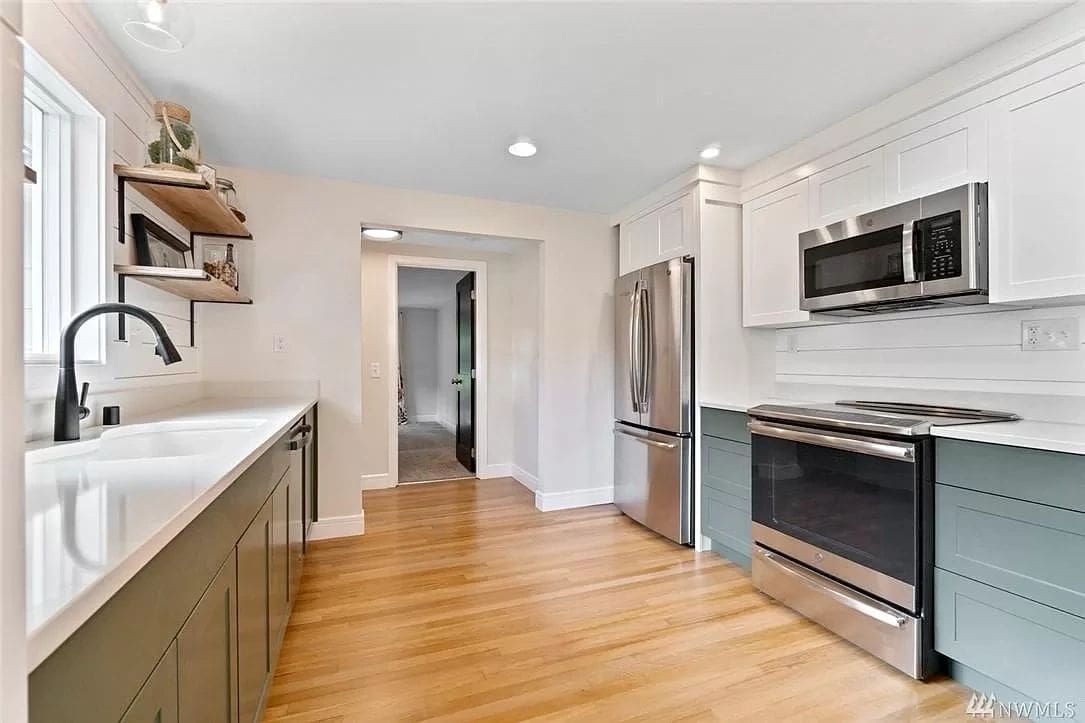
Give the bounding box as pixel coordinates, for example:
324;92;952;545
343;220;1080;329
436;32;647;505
131;213;192;269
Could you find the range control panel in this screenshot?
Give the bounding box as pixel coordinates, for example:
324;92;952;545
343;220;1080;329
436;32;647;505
918;211;962;280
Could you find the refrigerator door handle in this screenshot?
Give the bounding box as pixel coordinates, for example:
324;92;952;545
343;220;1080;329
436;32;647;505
628;280;642;413
638;283;651;413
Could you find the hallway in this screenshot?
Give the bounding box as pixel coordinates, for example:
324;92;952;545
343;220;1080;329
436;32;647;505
263;479;970;721
397;421;473;483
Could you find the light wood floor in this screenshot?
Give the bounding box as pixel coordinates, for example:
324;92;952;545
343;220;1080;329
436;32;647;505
264;478;971;722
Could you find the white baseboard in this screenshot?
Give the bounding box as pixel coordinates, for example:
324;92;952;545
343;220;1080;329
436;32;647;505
478;463;512;479
361;472;393;490
436;418;455;433
535;485;614;512
309;512;365;540
511;465;540;492
412;414;439;423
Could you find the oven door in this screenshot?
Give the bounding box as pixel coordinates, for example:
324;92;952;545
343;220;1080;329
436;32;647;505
750;419;921;612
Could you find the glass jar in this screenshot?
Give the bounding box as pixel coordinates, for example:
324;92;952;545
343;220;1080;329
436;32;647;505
146;101;200;172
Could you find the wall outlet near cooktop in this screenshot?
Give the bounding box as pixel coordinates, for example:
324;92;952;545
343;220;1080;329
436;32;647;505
1021;318;1080;351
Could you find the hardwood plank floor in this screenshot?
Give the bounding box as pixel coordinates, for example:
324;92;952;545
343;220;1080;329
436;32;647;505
264;478;971;722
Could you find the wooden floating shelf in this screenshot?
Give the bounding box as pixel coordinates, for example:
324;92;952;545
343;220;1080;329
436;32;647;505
114;265;252;304
115;165;251;238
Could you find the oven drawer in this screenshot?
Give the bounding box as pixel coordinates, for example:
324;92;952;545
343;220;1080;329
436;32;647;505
936;484;1085;619
702;435;750;499
701;408;750;444
934;568;1085;716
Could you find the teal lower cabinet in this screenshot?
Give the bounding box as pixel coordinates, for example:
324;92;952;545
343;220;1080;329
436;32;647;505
701;408;752;570
935;438;1085;721
29;408;317;723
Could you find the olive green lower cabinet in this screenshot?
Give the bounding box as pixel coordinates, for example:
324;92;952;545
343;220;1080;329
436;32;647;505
700;408;752;570
934;438;1085;721
29;408;316;723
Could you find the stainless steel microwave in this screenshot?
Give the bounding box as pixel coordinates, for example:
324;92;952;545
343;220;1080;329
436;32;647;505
799;183;988;315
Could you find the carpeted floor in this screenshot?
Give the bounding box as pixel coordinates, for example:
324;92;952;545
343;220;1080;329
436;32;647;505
398;421;474;484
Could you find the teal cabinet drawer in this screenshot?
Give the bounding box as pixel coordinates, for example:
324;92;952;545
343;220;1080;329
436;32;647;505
937;439;1085;514
702;435;751;499
701;408;750;444
702;486;751;559
935;569;1085;718
936;484;1085;618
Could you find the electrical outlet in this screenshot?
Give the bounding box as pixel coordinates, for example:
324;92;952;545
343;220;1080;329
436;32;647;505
369;362;381;379
272;334;287;353
1021;318;1080;351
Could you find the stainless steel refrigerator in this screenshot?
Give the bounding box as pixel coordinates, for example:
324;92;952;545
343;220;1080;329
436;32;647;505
614;256;693;545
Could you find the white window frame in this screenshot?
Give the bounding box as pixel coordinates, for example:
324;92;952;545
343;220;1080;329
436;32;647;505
22;48;106;367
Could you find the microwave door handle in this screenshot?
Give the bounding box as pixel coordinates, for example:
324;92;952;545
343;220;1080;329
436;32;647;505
901;220;919;283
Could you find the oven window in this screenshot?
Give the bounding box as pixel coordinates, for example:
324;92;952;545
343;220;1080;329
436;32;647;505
751;434;916;584
804;225;906;298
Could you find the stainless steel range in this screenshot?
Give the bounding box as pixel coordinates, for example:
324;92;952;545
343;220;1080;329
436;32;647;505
747;401;1018;679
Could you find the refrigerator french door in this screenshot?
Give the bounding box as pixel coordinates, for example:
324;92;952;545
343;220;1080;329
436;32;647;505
614;257;693;544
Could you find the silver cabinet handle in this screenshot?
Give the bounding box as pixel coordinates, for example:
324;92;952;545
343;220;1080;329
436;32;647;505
614;426;677;450
756;548;908;628
749;420;914;461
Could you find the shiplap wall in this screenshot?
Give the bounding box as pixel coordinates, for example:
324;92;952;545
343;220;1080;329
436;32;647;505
776;305;1085;400
23;2;203;436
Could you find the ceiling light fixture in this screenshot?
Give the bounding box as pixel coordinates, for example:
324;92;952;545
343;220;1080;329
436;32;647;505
507;139;538;158
123;0;193;53
699;144;721;161
361;227;403;242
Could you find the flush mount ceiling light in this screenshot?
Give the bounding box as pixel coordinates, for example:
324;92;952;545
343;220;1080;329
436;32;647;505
507;139;538;158
699;144;721;161
361;227;403;241
123;0;193;53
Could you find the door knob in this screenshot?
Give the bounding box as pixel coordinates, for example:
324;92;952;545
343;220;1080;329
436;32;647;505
451;378;463;385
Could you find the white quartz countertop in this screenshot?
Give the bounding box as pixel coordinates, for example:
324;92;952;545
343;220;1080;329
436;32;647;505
24;395;316;670
931;419;1085;456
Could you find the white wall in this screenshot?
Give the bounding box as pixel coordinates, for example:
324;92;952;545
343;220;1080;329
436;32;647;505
22;1;205;440
361;240;541;486
398;307;438;421
201;166;610;521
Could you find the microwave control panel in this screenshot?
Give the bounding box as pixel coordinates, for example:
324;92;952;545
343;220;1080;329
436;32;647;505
918;211;962;280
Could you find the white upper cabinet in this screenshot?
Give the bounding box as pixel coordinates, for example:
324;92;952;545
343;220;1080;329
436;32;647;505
988;65;1085;304
807;149;885;227
619;191;698;276
742;179;811;328
883;107;988;204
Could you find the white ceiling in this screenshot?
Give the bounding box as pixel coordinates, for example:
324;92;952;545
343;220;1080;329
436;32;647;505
398;268;466;309
88;1;1064;213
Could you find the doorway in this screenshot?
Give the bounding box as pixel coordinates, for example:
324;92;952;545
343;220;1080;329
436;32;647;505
390;258;487;485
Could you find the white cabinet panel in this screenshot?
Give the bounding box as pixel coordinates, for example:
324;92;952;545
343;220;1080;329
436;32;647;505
884;107;988;204
742;179;811;327
989;65;1085;304
807;150;884;226
619;191;698;275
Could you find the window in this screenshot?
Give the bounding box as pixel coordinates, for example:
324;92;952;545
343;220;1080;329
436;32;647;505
22;50;104;363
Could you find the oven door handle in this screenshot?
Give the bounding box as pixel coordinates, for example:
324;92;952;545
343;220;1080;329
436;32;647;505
749;420;915;462
755;548;908;628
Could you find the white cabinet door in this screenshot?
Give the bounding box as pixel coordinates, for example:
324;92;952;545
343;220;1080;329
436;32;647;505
988;65;1085;304
807;149;884;226
884;107;988;204
619;192;697;275
742;179;811;327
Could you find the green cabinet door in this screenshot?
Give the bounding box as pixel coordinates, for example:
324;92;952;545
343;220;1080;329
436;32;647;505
286;457;304;604
270;478;290;646
237;498;273;723
121;641;178;723
178;550;239;723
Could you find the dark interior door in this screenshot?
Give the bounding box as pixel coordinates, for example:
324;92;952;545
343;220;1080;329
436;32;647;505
455;272;476;472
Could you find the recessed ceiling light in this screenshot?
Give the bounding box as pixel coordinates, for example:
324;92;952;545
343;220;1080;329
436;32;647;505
508;139;538;158
361;227;403;241
699;144;721;160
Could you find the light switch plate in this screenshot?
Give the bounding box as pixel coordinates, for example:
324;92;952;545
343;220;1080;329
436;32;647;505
369;362;381;379
1021;318;1080;351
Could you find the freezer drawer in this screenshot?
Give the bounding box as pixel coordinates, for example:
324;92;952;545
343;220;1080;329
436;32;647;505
613;423;691;544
